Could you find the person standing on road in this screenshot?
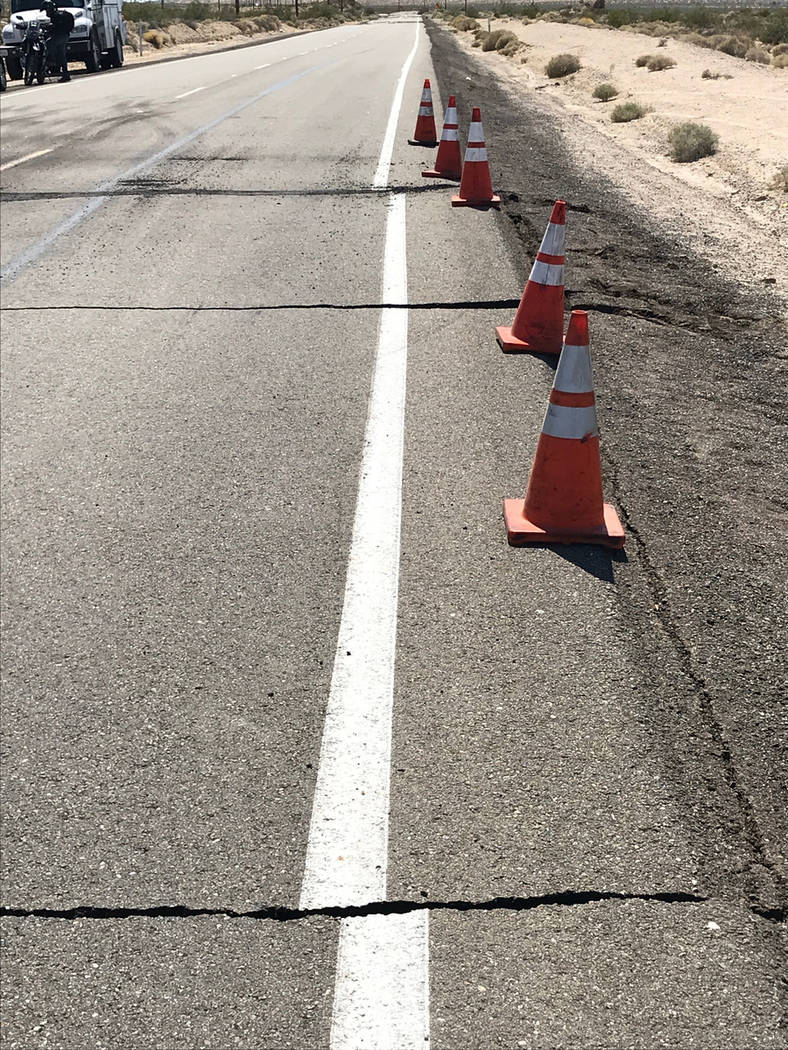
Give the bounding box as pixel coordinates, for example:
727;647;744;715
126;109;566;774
45;0;74;82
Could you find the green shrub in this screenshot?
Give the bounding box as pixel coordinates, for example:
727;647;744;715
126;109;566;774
545;52;581;77
611;101;646;122
647;54;676;71
606;8;637;28
745;46;770;64
592;81;618;101
668;121;718;162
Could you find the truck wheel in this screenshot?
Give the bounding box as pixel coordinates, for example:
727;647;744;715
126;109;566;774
6;52;23;80
84;32;100;72
0;60;6;92
110;31;124;67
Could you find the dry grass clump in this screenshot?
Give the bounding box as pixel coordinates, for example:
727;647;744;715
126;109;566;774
480;28;519;51
772;53;788;68
499;38;522;56
770;165;788;191
708;34;750;57
634;53;653;66
452;14;479;31
745;46;770;64
545;52;581;77
647;53;676;71
592;82;618;101
142;28;167;47
611;101;647;122
668;121;719;162
701;68;733;80
678;32;714;48
772;43;788;57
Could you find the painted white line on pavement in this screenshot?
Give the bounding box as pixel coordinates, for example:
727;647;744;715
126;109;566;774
331;913;430;1050
174;85;207;100
373;19;420;188
254;62;271;69
300;191;408;910
0;62;328;285
0;148;54;172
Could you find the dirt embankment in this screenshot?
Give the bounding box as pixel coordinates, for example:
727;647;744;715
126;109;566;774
437;15;787;295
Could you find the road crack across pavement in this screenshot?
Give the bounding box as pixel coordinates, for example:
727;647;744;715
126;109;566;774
0;890;713;923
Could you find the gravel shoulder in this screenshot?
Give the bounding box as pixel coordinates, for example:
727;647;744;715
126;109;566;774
442;16;788;294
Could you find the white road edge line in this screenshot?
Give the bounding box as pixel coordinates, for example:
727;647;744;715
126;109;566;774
372;18;419;188
173;85;206;100
0;148;54;173
299;17;430;1050
0;62;327;285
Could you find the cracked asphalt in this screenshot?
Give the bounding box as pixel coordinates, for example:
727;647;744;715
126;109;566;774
1;13;786;1049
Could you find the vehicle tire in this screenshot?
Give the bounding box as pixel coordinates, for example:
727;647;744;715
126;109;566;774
110;30;123;67
6;51;23;80
23;53;35;85
36;50;46;83
84;31;100;72
0;59;6;91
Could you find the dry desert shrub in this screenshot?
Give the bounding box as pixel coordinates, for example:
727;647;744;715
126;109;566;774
452;14;479;31
772;53;788;68
647;54;676;71
772;43;788;56
545;52;581;77
679;32;714;48
701;68;733;79
481;29;517;51
668;121;719;162
142;28;167;47
634;53;653;66
500;39;522;56
771;165;788;191
611;101;646;122
708;34;750;57
745;46;770;64
592;81;618;101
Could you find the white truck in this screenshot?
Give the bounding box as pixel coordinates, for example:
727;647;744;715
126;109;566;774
1;0;126;79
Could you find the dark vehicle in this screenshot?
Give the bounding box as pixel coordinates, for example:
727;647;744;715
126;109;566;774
21;17;52;83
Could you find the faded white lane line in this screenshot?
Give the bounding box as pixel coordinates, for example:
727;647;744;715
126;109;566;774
299;17;429;1050
0;148;54;172
174;85;207;100
373;19;420;188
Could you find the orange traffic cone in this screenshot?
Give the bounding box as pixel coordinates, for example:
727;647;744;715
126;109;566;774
451;107;501;208
408;79;439;147
496;201;566;355
422;95;462;180
504;311;625;549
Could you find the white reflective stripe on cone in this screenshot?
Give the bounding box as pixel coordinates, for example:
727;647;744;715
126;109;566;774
418;106;433;116
467;121;484;139
539;221;566;257
553;345;593;394
441;129;459;141
464;147;488;162
421;90;431;102
445;108;457;122
529;259;564;286
541;403;599;440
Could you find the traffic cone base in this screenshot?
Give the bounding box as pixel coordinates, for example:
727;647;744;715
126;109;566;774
410;137;439;147
495;324;557;354
503;498;625;549
451;193;501;208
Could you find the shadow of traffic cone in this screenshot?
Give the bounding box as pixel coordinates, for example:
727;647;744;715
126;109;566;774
422;95;462;180
496;200;566;354
504;310;625;549
451;107;501;208
408;79;439;147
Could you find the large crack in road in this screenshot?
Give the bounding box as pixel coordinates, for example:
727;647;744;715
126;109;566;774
426;19;787;918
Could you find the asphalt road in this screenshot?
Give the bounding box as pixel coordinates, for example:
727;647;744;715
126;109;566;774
1;13;785;1049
